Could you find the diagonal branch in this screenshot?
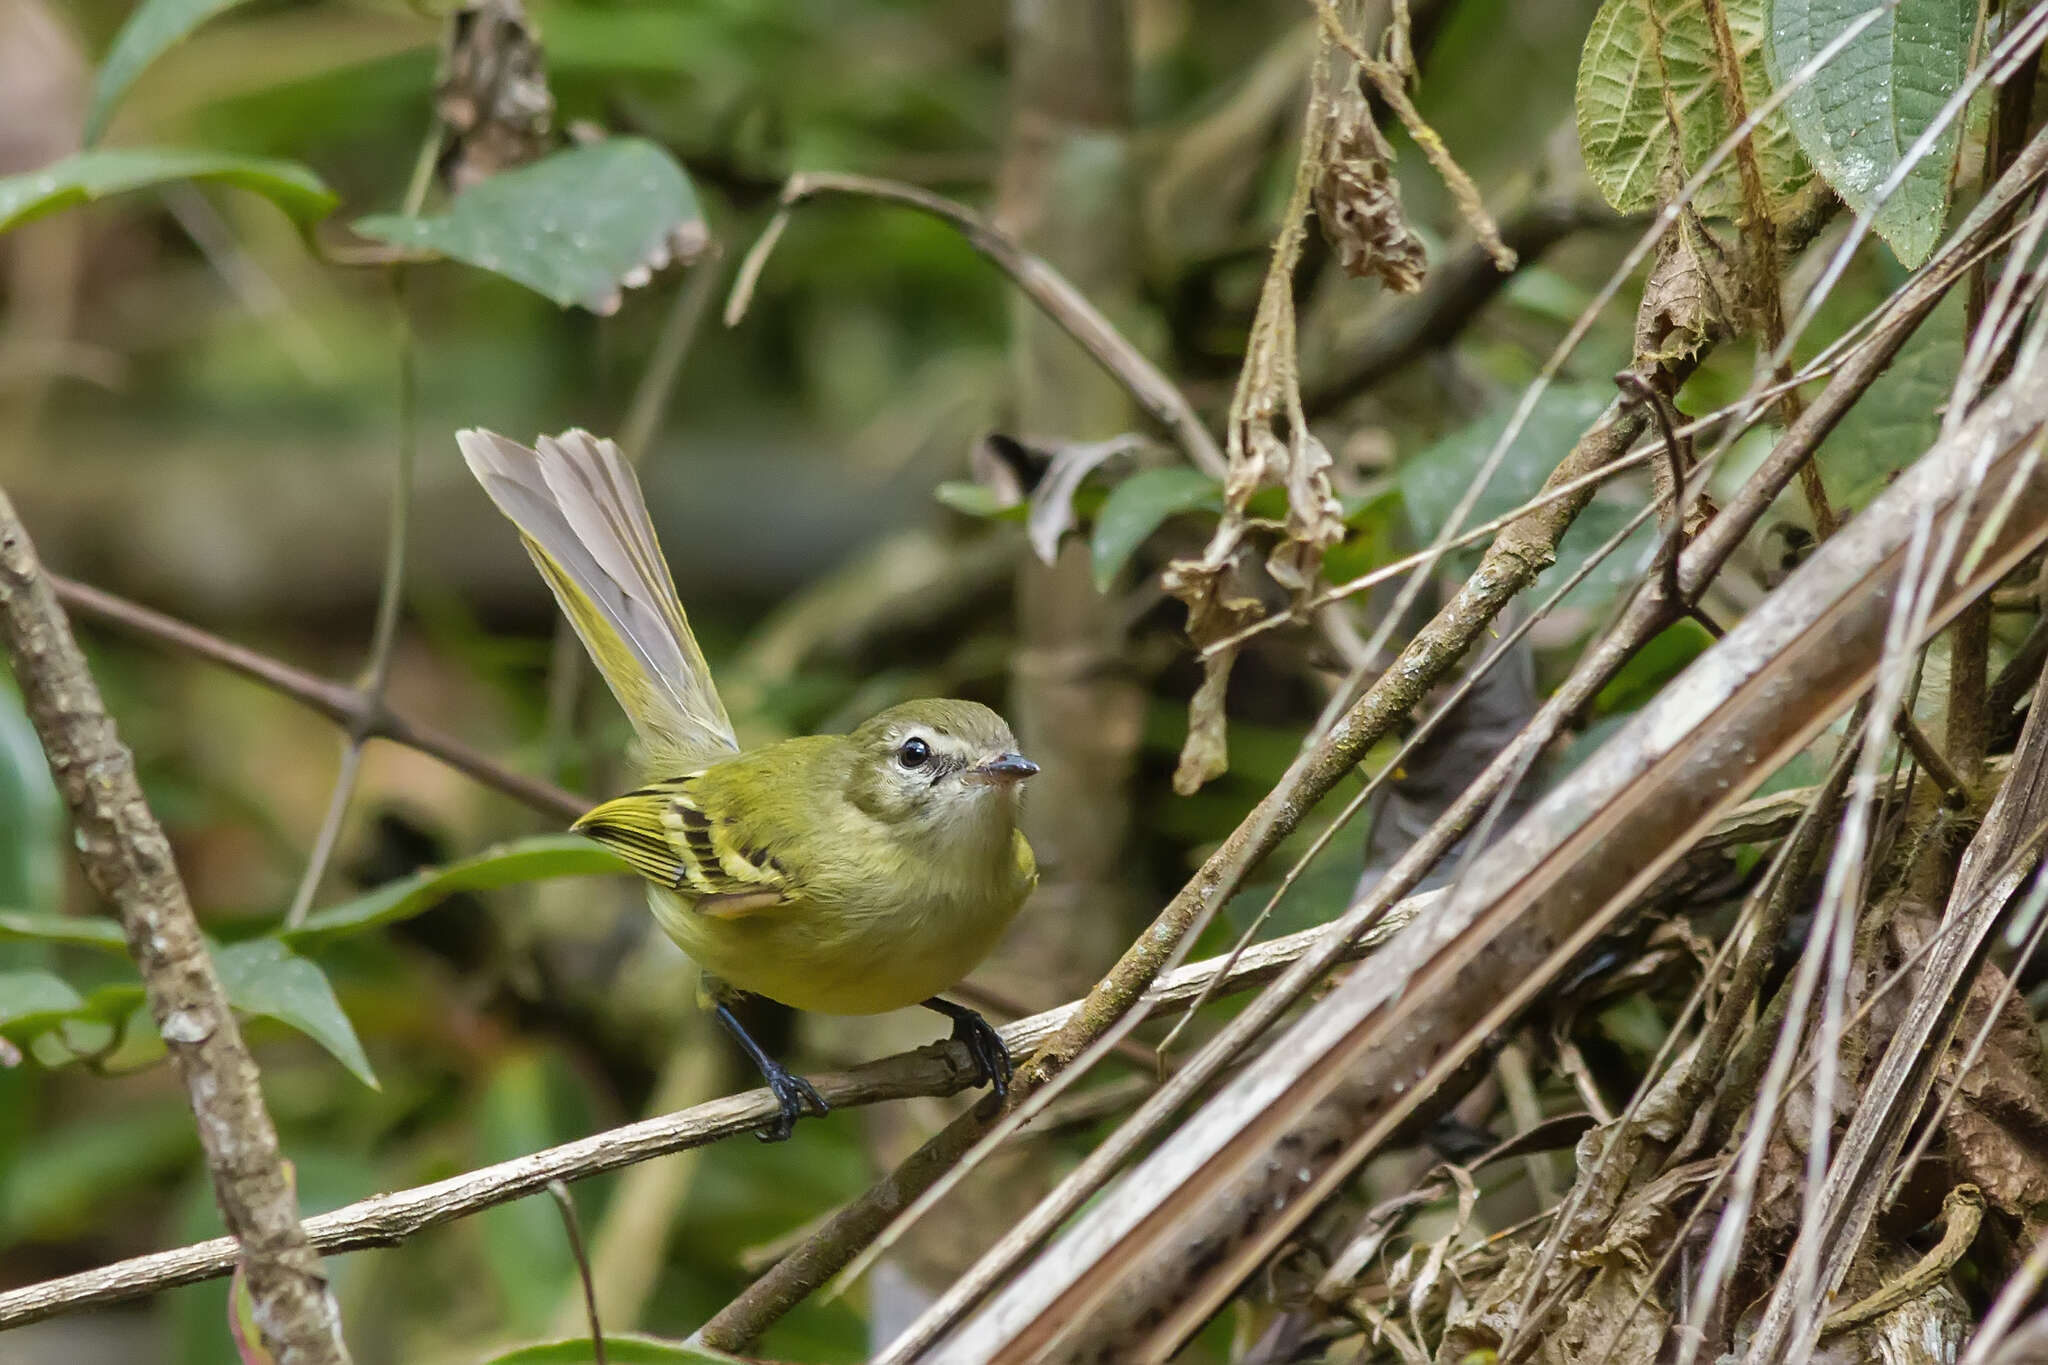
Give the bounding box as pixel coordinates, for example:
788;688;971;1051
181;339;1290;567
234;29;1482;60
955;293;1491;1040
48;573;586;822
0;489;350;1364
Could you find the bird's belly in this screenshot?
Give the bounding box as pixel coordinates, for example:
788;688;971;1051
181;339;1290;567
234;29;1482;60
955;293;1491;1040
647;885;1023;1015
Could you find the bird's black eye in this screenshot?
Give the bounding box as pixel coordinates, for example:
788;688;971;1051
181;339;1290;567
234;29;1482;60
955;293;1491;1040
897;737;931;769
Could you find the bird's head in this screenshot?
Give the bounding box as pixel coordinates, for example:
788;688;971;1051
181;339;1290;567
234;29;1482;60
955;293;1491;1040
845;698;1037;835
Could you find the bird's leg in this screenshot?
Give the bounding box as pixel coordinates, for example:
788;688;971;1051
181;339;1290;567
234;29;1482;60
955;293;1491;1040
710;993;828;1142
922;997;1011;1103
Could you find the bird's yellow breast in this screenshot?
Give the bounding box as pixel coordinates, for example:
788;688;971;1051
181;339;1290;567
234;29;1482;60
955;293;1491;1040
648;829;1036;1014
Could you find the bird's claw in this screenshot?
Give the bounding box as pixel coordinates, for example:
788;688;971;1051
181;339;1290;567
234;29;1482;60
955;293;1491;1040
757;1065;829;1143
950;1011;1012;1104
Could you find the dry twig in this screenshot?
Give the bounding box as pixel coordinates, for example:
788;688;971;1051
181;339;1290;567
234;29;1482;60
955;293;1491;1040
0;489;349;1364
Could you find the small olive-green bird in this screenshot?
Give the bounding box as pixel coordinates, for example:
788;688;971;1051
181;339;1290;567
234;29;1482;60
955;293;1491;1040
458;428;1038;1139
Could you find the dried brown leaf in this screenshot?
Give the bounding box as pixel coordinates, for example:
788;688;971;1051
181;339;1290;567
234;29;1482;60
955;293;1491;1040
1174;651;1236;797
1932;960;2048;1238
1540;1260;1668;1365
1635;216;1736;365
1314;88;1427;294
1434;1244;1539;1363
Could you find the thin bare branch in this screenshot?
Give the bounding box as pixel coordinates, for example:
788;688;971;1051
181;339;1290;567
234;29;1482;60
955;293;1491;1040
286;280;418;928
47;574;586;822
547;1181;606;1365
723;170;1227;479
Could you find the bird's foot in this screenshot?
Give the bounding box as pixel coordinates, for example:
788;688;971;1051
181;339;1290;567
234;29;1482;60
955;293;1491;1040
713;999;829;1141
757;1061;830;1143
926;999;1011;1104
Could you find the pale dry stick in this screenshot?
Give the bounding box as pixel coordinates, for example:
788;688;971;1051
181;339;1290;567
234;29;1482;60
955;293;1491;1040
724;171;1226;480
47;574;587;822
285;283;419;928
283;120;446;926
0;490;349;1363
0;899;1447;1330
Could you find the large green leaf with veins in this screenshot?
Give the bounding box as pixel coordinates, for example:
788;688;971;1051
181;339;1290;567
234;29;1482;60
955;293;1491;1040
1577;0;1810;218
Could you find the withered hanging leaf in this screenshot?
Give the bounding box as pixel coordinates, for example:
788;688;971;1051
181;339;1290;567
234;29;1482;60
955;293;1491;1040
1173;657;1234;796
436;0;555;194
1635;213;1736;365
1162;542;1269;796
1314;87;1427;294
1160;37;1352;794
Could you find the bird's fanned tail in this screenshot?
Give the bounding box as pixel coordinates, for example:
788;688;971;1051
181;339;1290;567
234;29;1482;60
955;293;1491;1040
456;427;738;768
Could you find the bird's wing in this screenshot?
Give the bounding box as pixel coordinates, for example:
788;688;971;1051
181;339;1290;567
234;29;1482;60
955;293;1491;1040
457;427;738;768
573;774;797;918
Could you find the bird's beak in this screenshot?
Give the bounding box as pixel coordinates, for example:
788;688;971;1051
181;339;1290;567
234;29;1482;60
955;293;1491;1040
969;752;1040;786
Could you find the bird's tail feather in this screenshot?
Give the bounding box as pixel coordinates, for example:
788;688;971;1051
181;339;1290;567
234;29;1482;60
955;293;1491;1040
457;427;737;768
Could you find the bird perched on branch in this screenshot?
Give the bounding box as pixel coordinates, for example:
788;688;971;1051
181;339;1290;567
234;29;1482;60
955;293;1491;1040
458;428;1039;1139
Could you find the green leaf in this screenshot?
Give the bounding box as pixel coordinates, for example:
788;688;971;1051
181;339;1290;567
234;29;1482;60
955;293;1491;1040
85;0;262;144
212;940;376;1089
0;910;128;954
1576;0;1810;217
285;835;626;950
1592;618;1717;715
1813;289;1964;510
477;1336;745;1364
0;970;86;1037
0;149;336;236
1768;0;1971;267
1090;468;1222;591
352;140;706;313
1399;384;1655;614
